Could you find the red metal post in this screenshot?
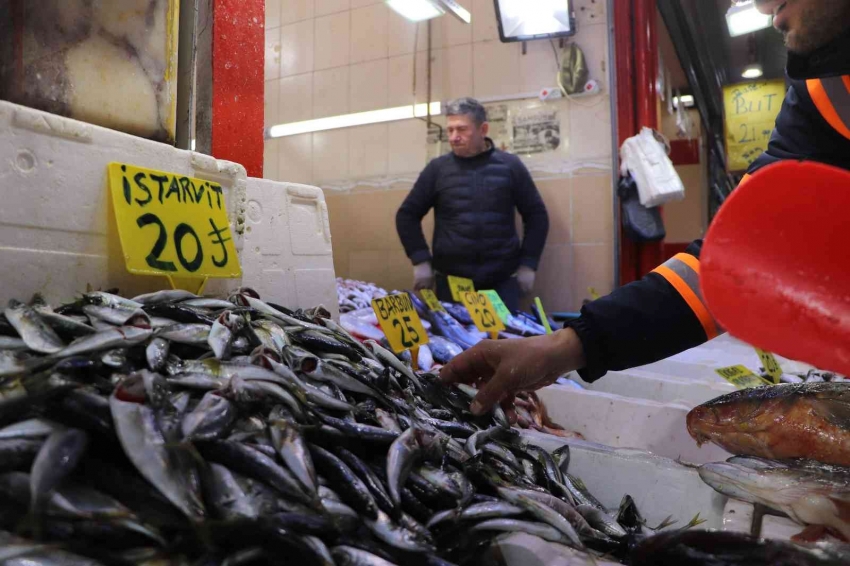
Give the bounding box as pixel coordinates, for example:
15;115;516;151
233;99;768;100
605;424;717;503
633;0;664;275
615;0;639;285
210;0;265;177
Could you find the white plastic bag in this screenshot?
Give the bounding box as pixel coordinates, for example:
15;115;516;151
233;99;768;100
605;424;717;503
619;127;685;207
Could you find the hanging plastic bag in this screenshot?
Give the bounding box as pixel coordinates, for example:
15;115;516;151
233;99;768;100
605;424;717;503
619;127;685;207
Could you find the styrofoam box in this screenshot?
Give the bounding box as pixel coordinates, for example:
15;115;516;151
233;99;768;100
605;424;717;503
538;384;731;464
0;101;337;316
567;368;736;407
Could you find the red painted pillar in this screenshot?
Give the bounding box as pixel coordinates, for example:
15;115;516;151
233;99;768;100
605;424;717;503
210;0;265;177
633;0;664;275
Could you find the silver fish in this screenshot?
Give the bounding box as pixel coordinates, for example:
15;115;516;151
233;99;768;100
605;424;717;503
168;373;230;391
181;298;236;309
418;464;474;505
497;487;583;547
203;463;260;520
302;536;335;566
82;304;148;326
576;504;627;538
30;428;89;513
471;518;577;544
311;361;382;399
365;510;434;553
0;418;59;441
269;416;317;495
0;336;28;350
0;350;34;377
31;304;95;338
131;290;197;305
209;311;239;359
5;300;65;354
146;337;170;371
181;391;236;441
365;340;421;390
229;377;306;420
375;409;402;434
332;546;398;566
156;324;211;345
85;292;144;310
427;500;525;528
387;427;447;506
57;326;152;358
321;317;380;362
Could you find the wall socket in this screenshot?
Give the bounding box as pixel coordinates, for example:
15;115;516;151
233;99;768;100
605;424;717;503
574;0;606;26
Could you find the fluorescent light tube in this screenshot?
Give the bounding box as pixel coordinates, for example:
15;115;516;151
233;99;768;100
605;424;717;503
726;1;772;37
268;102;442;138
386;0;444;22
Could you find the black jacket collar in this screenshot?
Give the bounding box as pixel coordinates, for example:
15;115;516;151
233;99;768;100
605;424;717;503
452;138;497;162
787;27;850;80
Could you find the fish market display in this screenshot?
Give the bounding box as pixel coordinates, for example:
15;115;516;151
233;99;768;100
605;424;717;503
698;457;850;540
0;288;712;564
686;382;850;466
337;279;388;313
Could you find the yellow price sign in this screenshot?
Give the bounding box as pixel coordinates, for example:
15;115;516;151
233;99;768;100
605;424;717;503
108;163;241;278
420;289;446;313
715;365;771;390
481;290;511;324
371;293;429;354
755;348;783;384
459;290;506;335
447;275;475;302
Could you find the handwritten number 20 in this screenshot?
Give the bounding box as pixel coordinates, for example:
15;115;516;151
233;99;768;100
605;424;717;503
392;315;420;348
136;213;203;273
476;307;497;329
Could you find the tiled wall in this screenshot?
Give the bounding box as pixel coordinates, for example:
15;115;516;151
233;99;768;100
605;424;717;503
660;108;708;243
264;0;616;312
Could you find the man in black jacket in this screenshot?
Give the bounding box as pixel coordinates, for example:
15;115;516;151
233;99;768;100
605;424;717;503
441;0;850;416
395;97;549;311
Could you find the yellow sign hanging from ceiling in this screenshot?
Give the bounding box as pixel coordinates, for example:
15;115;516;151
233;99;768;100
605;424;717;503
722;79;786;172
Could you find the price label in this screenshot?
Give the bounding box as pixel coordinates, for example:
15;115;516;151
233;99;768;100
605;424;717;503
755;348;782;384
459;291;506;334
108;163;241;278
715;365;771;389
420;289;446;313
371;293;429;354
481;290;511;324
534;297;553;335
447;275;475;302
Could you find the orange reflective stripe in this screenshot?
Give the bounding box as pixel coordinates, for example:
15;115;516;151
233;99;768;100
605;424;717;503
673;252;700;275
843;75;850;94
653;265;720;340
807;79;850;140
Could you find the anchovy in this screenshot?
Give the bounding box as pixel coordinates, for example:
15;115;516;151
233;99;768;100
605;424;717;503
57;326;152;358
0;438;44;472
5;300;65;354
365;340;422;390
466;426;517;457
365;510;434;553
0;418;58;441
181;298;235;309
269;415;317;495
132;290;198;305
470;518;576;545
576;504;628;538
0;336;28;350
310;443;379;519
146;337;170;371
332;545;398;566
82;304;148;326
181;391;236;441
0;350;35;377
311;360;383;399
427;500;524;528
32;304;95;338
156;324;211;345
375;409;402;434
85;292;144;310
30;428;89;514
333;445;396;516
497;487;583;547
387;427;447;506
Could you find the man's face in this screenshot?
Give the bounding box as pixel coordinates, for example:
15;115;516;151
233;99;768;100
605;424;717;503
447;114;489;158
755;0;850;54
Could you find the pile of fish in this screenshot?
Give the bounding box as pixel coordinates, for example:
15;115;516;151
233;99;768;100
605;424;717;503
688;383;850;541
3;289;844;565
337;279;388;313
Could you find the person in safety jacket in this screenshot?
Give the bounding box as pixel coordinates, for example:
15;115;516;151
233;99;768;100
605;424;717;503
440;0;850;417
395;97;549;312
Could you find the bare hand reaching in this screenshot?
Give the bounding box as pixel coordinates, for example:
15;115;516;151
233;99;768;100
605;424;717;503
439;328;586;417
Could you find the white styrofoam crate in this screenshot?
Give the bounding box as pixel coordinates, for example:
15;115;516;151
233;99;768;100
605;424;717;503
0;101;337;315
568;368;736;407
538;385;731;464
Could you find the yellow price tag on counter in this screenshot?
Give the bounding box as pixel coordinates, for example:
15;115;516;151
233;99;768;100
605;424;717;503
534;297;553;335
420;289;446;313
459;290;506;335
481;290;511;324
755;349;783;384
447;275;475;302
371;293;429;354
108;163;241;278
715;365;771;389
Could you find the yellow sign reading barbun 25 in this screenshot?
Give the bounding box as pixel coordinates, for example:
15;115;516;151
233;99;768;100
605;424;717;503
108;163;241;278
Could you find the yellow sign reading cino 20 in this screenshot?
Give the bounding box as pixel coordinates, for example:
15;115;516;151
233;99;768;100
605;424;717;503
108;163;241;278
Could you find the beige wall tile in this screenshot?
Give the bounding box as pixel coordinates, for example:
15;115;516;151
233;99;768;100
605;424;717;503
520;40;559;93
388;119;427;175
568;94;612;161
472;0;499;42
350;60;389;112
264;138;280;179
348;250;387;282
278;73;313;124
442;11;472;46
351;4;389;63
265;26;281;81
349;123;389;179
415;49;445;103
315;0;349;16
388;10;417;56
665;164;707;242
313;66;349;118
473;41;520;98
351;0;381;6
576;22;609;90
280;20;314;77
265;79;281;128
572;243;614;309
314;12;350;70
281;0;314;25
266;0;282;29
278;133;314;184
416;20;444;51
534;244;574;313
323;190;351;276
313;129;350;182
442;44;474;100
388;55;415;107
536;178;572;246
572;174;614;244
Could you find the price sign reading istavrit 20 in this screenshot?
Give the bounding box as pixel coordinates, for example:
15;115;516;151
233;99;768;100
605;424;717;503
459;290;506;335
371;293;429;354
419;289;446;313
447;275;475;302
108;163;241;278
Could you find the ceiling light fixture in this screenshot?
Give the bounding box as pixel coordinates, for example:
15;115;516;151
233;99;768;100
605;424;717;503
742;63;764;79
494;0;575;42
673;94;695;109
386;0;444;22
726;1;772;37
267;102;442;138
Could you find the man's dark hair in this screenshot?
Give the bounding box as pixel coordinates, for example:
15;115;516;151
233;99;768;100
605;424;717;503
445;97;487;125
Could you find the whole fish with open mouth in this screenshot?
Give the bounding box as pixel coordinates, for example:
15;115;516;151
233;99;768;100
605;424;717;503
687;382;850;466
5;300;65;354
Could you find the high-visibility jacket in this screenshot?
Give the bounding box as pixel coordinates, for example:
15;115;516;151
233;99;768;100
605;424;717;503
568;28;850;382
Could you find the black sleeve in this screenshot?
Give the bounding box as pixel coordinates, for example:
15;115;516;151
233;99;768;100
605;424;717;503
566;240;709;382
511;158;549;270
396;160;439;266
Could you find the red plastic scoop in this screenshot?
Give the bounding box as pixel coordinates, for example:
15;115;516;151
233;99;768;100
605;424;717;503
701;160;850;376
